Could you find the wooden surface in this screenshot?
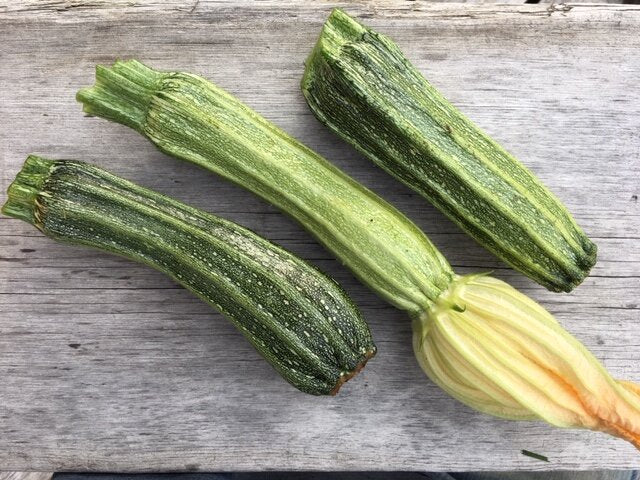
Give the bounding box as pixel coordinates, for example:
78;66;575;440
1;0;639;472
0;474;51;480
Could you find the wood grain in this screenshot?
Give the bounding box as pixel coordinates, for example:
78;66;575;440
0;473;52;480
1;0;639;472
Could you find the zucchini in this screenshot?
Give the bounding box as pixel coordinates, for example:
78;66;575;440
76;61;640;447
77;60;454;315
2;155;376;395
301;9;596;293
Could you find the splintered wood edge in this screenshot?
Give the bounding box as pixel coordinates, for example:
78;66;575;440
2;2;640;22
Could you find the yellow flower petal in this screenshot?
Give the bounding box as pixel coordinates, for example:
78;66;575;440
414;274;640;449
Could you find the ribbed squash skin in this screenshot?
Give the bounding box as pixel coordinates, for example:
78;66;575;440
2;155;376;395
77;60;454;315
301;9;596;293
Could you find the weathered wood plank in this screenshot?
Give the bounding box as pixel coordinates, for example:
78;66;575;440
0;1;639;472
0;473;52;480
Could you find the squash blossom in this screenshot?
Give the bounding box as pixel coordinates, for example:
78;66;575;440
413;273;640;449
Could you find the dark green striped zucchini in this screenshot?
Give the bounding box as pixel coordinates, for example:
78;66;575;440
301;9;596;293
2;155;375;395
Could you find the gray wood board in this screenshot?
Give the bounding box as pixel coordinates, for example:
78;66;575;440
0;474;51;480
1;0;639;472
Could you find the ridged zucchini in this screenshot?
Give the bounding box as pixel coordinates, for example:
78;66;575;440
2;155;376;395
76;61;640;447
301;9;596;293
77;60;454;315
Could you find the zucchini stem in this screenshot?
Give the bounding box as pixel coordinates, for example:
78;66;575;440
2;155;54;228
77;60;163;133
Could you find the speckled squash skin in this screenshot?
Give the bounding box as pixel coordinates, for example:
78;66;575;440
2;156;376;395
77;60;454;315
301;9;596;293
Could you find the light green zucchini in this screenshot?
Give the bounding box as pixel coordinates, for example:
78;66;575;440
301;9;596;293
2;155;376;395
76;59;454;315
